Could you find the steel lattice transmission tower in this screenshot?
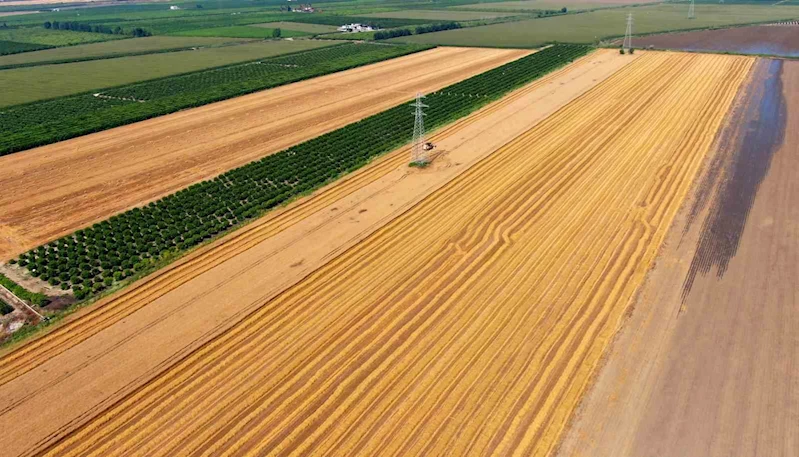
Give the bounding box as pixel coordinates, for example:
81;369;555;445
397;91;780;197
688;0;696;19
410;92;429;164
623;13;633;51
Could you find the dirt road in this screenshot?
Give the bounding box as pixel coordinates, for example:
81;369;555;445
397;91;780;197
0;46;529;260
0;49;636;457
557;58;797;457
0;52;752;457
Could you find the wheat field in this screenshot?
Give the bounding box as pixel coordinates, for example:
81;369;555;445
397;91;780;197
33;52;753;457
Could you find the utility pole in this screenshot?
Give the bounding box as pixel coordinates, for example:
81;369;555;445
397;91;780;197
688;0;696;19
410;92;429;165
623;13;633;51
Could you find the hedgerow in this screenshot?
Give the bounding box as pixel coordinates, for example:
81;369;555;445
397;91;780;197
374;28;412;40
415;22;462;35
0;273;48;306
14;44;591;299
0;42;430;156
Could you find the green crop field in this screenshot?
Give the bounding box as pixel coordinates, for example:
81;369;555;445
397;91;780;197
394;3;799;47
0;39;335;107
171;25;309;38
361;9;521;20
0;40;49;55
0;27;126;47
252;21;340;33
9;44;591;300
0;36;246;68
455;0;632;12
0;42;429;156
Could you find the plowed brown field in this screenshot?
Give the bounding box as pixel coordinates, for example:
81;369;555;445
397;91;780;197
0;46;529;260
14;51;750;457
633;25;799;58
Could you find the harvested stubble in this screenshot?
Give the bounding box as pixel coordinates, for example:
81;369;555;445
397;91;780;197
25;52;754;457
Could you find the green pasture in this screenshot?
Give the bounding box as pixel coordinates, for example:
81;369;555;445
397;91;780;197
0;39;335;107
0;27;125;46
361;9;520;20
394;3;799;47
0;36;245;67
252;21;340;33
455;0;632;12
171;25;309;38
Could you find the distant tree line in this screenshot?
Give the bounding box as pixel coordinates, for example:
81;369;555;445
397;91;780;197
415;22;461;35
373;28;412;40
374;22;462;41
538;8;568;18
43;21;152;37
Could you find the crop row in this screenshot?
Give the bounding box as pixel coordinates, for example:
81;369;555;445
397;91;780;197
11;44;592;300
0;42;430;156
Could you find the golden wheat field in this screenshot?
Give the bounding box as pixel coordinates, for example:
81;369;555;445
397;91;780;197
23;51;752;457
0;49;608;389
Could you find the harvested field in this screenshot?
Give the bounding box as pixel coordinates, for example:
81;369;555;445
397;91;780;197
0;51;753;457
0;11;38;17
0;46;530;261
557;57;797;457
634;24;799;57
0;48;634;457
0;0;116;5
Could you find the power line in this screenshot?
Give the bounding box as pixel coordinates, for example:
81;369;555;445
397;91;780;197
410;92;429;164
688;0;696;19
623;13;633;51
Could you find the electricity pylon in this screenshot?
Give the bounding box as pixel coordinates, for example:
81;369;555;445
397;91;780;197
623;13;633;51
688;0;696;19
410;92;429;164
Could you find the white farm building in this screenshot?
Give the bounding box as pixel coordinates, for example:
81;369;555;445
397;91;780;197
337;23;375;33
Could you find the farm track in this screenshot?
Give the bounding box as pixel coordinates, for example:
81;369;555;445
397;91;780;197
0;46;529;260
32;52;752;457
0;50;600;389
